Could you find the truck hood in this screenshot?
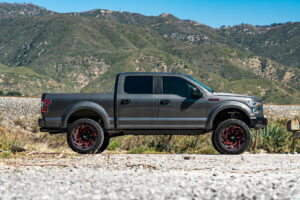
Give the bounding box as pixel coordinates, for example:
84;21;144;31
211;92;261;101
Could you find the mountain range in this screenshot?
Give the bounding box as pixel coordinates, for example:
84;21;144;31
0;3;299;104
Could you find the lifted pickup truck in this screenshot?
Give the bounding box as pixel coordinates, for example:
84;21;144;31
39;72;267;154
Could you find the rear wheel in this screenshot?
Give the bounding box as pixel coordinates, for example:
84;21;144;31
96;133;110;153
67;118;104;154
213;119;251;154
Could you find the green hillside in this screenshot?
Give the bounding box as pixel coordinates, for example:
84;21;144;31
0;3;299;103
0;62;66;95
218;23;300;69
0;3;53;19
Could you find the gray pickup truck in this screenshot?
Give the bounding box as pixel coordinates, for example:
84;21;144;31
39;72;267;154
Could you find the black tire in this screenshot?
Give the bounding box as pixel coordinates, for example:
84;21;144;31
96;133;110;154
213;119;251;155
67;118;104;154
211;132;223;154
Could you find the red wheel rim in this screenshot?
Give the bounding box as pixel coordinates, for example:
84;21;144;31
221;125;245;150
72;124;96;149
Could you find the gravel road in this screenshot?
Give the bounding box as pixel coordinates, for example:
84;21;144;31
0;154;299;200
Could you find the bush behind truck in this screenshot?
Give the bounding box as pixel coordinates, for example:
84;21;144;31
39;72;268;154
0;91;22;96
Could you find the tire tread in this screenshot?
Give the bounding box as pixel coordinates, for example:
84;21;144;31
67;118;104;154
213;119;251;155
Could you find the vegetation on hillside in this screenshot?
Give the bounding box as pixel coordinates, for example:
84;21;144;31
0;62;65;95
0;3;299;104
0;3;53;19
219;23;300;69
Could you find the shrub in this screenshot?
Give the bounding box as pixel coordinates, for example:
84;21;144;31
32;125;40;133
0;152;12;159
0;126;24;154
127;146;149;154
252;123;293;153
14;117;27;129
6;91;22;96
112;134;218;154
0;90;4;96
0;112;4;125
108;140;121;151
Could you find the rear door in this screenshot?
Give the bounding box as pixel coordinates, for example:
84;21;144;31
157;75;207;129
116;75;159;129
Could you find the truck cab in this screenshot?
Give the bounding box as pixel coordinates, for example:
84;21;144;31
116;73;208;129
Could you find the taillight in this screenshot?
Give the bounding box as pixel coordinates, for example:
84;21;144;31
41;100;50;113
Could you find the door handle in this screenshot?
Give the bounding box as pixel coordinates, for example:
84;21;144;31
121;99;131;105
160;99;170;105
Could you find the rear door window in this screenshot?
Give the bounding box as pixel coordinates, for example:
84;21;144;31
124;76;153;94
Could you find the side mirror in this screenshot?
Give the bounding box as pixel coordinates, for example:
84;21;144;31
192;87;202;99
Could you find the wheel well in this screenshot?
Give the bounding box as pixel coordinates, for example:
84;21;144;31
212;108;250;130
67;109;104;127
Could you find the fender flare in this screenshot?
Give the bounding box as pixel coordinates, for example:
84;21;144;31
206;101;252;129
61;101;110;129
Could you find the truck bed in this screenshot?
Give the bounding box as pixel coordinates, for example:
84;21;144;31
40;93;114;129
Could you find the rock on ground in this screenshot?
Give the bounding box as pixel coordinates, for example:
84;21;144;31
0;154;299;200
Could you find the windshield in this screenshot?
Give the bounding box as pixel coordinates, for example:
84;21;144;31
184;75;213;92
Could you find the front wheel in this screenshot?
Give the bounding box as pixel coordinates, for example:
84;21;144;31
96;133;110;154
212;119;251;154
67;118;104;154
211;132;222;154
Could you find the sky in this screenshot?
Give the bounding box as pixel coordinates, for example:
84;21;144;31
1;0;300;28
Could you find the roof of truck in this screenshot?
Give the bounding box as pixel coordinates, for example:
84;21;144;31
118;72;183;75
117;72;213;92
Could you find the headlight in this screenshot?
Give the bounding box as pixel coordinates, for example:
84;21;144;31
249;101;259;108
248;101;261;114
252;108;259;114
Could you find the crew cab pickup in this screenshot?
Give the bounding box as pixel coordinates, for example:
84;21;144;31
39;72;267;154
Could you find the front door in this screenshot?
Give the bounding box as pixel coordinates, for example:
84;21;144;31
157;75;207;129
117;75;158;129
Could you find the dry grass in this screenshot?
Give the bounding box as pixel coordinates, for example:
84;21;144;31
0;116;299;158
0;116;71;159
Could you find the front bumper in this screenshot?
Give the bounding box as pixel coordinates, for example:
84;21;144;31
250;117;268;129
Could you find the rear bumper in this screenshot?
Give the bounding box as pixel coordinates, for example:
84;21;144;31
250;117;268;129
38;118;45;128
38;118;63;134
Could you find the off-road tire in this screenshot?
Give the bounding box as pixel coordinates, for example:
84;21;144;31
213;119;251;154
67;118;104;154
211;132;223;154
96;133;110;154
